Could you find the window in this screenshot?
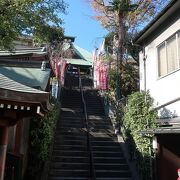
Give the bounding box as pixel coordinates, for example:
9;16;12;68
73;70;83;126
158;43;167;76
178;32;180;61
158;31;180;77
167;35;177;73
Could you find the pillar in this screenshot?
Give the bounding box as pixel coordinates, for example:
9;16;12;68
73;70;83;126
0;127;8;180
14;120;22;154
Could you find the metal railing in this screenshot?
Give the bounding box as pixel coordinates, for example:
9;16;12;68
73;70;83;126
79;74;96;180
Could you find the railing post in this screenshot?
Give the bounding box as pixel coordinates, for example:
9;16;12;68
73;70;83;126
79;76;96;180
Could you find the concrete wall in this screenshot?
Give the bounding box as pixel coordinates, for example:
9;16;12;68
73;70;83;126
139;18;180;118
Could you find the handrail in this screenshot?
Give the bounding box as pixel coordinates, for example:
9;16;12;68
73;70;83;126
79;74;96;180
152;96;180;111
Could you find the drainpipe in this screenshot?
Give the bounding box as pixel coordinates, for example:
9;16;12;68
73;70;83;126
0;127;8;180
143;46;154;180
143;46;147;92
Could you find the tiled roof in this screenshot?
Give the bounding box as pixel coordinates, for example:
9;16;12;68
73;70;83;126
65;58;92;66
0;73;47;94
73;45;92;63
62;43;92;65
0;47;47;56
0;66;51;90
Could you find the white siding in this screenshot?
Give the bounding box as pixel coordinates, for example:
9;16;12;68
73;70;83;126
140;18;180;118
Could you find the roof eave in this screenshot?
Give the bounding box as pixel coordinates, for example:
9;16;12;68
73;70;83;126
0;88;49;103
134;0;179;45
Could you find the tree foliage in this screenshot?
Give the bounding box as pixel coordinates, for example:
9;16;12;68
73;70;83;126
104;31;141;64
26;99;60;179
88;0;169;99
0;0;67;49
109;60;139;97
122;91;157;179
87;0;169;32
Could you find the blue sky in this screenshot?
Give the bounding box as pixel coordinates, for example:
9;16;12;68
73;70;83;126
60;0;108;52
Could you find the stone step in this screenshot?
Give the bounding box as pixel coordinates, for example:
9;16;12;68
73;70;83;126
93;157;126;164
55;134;87;140
55;127;87;133
59;117;84;122
53;145;87;151
61;107;83;112
86;105;103;109
95;163;129;170
90;137;117;142
90;132;116;138
91;141;120;146
89;125;113;130
48;177;88;180
89;122;111;126
89;129;115;134
54;133;87;139
59;123;85;128
49;169;89;177
92;145;122;151
53;150;88;157
54;139;87;146
59;121;84;126
51;156;89;163
61;101;82;105
87;112;105;116
60;118;84;123
50;162;89;170
59;122;84;127
93;151;123;157
95;170;131;178
88;121;111;125
87;107;104;111
60;113;83;118
96;178;132;180
88;115;108;120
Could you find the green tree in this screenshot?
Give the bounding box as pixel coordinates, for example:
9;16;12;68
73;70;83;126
105;31;140;97
0;0;67;49
88;0;169;32
109;59;139;97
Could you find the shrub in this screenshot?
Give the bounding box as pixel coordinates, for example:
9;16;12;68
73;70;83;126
121;91;157;180
26;99;60;179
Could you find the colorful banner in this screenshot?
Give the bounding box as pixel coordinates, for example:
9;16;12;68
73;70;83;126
92;39;109;91
55;55;61;81
60;60;67;86
93;54;109;91
99;62;108;90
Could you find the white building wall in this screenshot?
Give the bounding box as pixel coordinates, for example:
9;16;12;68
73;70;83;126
140;18;180;118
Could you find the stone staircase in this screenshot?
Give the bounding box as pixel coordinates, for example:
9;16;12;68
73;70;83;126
48;75;132;180
47;89;90;180
84;89;132;180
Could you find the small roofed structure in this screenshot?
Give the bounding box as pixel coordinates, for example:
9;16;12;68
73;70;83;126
53;36;92;89
0;46;52;180
63;43;92;67
0;76;51;179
